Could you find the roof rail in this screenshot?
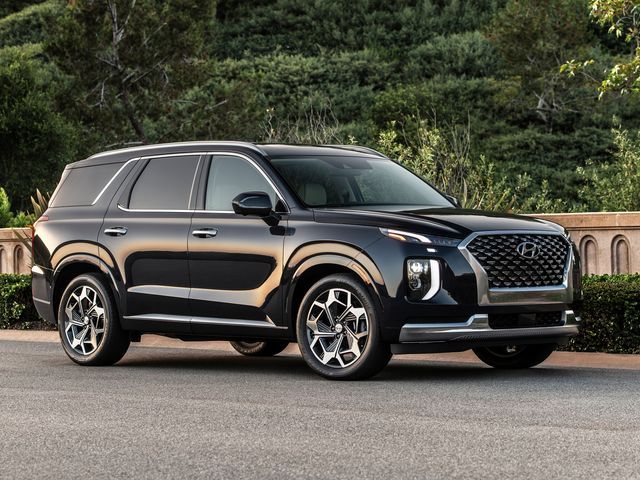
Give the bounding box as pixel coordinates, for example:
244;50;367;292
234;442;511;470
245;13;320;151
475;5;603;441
327;145;388;158
87;141;266;161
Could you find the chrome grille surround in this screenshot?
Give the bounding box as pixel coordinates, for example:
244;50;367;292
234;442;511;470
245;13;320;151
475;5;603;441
458;230;575;306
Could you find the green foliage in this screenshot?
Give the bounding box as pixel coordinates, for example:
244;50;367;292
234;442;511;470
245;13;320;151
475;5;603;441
374;119;564;212
564;274;640;353
2;0;640;213
0;188;12;227
0;0;62;48
0;44;78;209
405;31;501;80
577;128;640;210
46;0;216;145
0;1;46;18
0;274;39;329
213;0;506;59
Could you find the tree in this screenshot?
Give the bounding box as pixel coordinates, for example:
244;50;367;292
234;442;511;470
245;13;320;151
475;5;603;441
0;44;78;209
591;0;640;95
488;0;592;131
47;0;216;146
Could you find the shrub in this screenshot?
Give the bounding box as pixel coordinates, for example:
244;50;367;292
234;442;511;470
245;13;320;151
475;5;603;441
0;274;41;329
564;274;640;354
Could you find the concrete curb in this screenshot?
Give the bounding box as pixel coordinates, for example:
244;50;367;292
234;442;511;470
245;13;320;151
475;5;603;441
1;329;639;370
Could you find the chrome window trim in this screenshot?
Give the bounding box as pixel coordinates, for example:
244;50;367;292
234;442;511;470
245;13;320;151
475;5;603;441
91;157;141;205
114;151;290;214
458;230;574;306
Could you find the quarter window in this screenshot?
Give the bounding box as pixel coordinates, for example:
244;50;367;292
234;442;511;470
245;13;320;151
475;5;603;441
205;155;277;211
129;155;200;210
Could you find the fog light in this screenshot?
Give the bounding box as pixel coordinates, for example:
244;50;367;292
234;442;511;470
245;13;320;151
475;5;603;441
406;259;441;301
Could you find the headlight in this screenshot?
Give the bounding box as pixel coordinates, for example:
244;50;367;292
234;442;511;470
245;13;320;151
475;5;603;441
406;259;441;301
380;228;460;247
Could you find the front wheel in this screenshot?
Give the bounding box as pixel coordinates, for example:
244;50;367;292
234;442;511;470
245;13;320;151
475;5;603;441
296;274;391;380
230;340;289;356
473;344;556;369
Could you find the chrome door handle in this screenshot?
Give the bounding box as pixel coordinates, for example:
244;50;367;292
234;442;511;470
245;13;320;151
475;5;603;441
104;227;128;236
192;228;218;238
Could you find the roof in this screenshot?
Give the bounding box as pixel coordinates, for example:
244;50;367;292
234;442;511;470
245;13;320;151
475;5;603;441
69;141;386;168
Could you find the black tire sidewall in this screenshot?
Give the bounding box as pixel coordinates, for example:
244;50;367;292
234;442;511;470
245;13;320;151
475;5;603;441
57;273;128;366
473;344;556;369
230;340;289;356
296;274;390;380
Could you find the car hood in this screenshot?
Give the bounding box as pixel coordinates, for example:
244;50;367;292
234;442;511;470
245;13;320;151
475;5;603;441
312;207;564;239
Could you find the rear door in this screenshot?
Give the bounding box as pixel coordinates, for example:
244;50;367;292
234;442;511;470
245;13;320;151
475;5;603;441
188;153;289;336
99;154;203;333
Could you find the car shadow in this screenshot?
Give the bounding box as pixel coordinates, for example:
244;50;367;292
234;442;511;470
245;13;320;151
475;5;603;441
116;347;597;383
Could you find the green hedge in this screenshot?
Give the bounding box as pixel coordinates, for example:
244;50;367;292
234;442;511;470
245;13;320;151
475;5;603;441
1;273;640;353
564;274;640;354
0;274;41;329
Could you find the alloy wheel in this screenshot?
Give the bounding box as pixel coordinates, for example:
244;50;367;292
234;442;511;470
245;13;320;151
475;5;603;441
306;288;369;368
64;285;105;356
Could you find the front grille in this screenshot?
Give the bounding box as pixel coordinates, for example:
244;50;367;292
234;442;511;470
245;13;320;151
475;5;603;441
489;312;564;329
466;234;570;288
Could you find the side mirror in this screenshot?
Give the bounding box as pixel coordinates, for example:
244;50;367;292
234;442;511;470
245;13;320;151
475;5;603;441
445;194;461;208
232;191;273;217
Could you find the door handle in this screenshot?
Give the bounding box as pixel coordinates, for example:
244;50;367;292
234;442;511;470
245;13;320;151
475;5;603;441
192;228;218;238
104;227;128;237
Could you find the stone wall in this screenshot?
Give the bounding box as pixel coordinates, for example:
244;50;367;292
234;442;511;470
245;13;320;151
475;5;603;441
0;228;31;275
1;212;637;276
534;212;640;276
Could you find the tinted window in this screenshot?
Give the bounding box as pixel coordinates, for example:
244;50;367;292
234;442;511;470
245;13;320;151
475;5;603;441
50;163;121;207
129;155;199;210
270;155;452;209
205;156;276;211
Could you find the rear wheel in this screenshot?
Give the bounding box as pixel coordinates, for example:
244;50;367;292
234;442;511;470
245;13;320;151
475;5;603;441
473;344;556;369
57;273;130;366
296;274;391;380
230;340;289;357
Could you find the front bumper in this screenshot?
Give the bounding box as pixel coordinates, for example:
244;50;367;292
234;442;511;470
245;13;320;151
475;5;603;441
398;309;580;344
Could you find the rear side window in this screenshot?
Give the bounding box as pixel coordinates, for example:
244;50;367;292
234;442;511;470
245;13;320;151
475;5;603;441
128;155;200;210
50;163;121;207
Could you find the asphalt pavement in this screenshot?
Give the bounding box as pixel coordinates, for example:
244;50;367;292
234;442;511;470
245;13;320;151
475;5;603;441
0;336;639;479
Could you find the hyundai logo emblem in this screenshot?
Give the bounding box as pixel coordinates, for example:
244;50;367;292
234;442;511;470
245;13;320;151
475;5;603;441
516;241;540;259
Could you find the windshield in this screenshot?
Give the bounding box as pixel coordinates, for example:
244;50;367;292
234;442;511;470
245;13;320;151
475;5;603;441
269;155;453;209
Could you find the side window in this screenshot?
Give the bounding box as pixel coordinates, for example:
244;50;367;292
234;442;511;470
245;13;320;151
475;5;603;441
205;155;277;211
129;155;200;210
50;162;121;207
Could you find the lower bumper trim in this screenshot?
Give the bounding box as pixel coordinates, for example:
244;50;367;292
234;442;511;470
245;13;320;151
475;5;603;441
399;310;580;344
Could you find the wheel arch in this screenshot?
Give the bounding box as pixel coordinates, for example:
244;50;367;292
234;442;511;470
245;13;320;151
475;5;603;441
52;255;122;325
285;250;386;335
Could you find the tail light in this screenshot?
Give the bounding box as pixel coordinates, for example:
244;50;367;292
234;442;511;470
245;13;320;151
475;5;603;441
31;215;48;261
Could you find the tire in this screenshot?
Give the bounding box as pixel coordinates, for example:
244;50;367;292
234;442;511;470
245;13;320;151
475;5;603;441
473;344;556;369
57;273;130;366
230;340;289;357
296;274;391;380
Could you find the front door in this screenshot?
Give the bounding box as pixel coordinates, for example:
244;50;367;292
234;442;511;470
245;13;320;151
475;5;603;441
99;154;202;333
188;153;288;337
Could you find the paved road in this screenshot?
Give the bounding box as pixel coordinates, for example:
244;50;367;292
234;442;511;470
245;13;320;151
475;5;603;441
1;339;639;480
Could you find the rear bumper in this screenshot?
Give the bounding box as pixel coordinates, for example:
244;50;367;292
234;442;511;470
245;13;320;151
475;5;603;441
398;309;580;344
32;265;55;324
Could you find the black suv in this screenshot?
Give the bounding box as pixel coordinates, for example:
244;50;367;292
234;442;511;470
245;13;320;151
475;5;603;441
32;142;581;379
